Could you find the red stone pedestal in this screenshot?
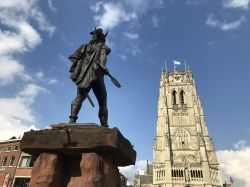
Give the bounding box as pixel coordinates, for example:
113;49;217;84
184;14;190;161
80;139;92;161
20;124;136;187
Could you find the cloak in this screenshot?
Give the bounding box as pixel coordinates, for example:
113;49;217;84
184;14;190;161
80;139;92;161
68;43;108;88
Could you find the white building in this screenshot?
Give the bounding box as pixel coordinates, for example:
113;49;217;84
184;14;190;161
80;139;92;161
153;68;222;187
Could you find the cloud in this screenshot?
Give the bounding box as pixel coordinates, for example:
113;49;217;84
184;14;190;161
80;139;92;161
0;0;55;86
223;0;250;9
48;78;58;85
206;14;245;31
92;2;137;30
48;0;57;12
186;0;208;6
124;0;163;14
120;141;250;187
0;56;31;86
35;71;58;85
0;0;55;141
118;54;127;61
36;71;44;79
124;32;139;40
0;84;46;140
119;160;150;185
152;15;160;28
91;0;163;30
217;140;250;187
233;140;247;149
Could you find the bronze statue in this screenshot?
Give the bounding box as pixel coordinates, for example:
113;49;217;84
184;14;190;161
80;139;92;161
68;28;111;127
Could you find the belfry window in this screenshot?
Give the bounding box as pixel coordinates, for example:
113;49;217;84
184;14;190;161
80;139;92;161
180;90;185;105
172;90;177;105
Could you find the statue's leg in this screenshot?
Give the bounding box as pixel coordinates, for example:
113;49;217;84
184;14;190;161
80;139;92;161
92;78;108;127
69;87;90;123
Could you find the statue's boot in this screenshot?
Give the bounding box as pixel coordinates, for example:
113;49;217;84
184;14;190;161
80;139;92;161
99;107;108;127
68;101;82;124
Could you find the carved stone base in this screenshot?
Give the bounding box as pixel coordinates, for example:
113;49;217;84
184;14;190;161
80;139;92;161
20;124;136;187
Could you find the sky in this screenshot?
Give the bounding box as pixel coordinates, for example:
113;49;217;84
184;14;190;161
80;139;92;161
0;0;250;186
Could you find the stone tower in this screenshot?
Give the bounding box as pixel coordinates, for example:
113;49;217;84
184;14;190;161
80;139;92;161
153;68;222;187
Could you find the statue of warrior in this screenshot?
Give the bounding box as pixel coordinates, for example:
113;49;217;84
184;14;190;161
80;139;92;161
68;28;111;127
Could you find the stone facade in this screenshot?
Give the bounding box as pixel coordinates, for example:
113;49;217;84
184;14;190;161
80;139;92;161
153;69;222;187
134;161;153;187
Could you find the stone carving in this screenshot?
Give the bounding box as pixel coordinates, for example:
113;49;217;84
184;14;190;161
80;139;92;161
175;128;190;149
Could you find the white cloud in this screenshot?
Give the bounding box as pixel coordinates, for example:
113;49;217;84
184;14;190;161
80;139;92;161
0;0;55;86
0;84;46;140
206;14;245;31
223;0;250;9
152;15;160;28
124;0;163;14
124;32;139;40
91;0;163;30
48;0;57;12
130;45;141;56
186;0;207;6
118;54;127;61
0;56;31;86
93;2;137;30
48;78;58;85
233;140;247;149
217;140;250;187
30;8;56;37
119;160;150;185
36;71;44;79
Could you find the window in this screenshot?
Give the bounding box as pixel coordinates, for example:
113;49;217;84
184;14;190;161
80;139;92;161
13;177;30;187
6;146;12;152
19;156;35;168
14;145;19;151
172;90;177;105
0;146;5;152
180;90;185;104
1;157;8;166
9;156;15;166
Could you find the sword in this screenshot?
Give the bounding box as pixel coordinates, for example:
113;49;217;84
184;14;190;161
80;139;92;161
87;94;95;107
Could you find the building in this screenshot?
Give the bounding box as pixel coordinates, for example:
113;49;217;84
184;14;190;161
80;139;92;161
134;161;153;187
223;177;234;187
152;68;222;186
1;137;128;187
0;138;32;187
0;137;21;187
12;152;33;187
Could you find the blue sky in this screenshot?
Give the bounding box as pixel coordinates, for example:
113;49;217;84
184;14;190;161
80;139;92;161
0;0;250;186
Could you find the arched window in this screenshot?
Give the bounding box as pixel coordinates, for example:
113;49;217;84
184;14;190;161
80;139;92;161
9;156;15;166
191;170;193;178
6;146;11;152
1;157;8;166
181;170;184;177
172;90;177;105
14;145;18;151
0;146;5;152
201;170;203;178
180;90;185;105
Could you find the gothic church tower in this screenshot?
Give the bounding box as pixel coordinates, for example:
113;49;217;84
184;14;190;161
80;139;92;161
153;68;222;187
